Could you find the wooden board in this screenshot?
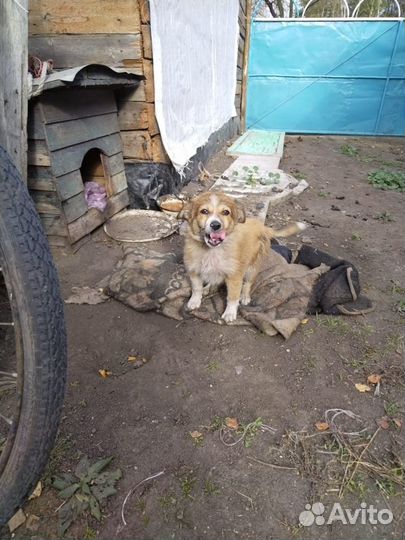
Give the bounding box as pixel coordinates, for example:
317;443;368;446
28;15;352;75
227;130;285;157
141;24;152;59
55;170;85;201
101;152;126;196
51;133;123;177
115;82;146;103
40;215;67;237
0;0;28;178
117;101;149;131
27;103;46;139
45;112;120;152
139;0;150;23
240;0;252;131
109;170;127;194
27;166;55;191
28;140;51;166
40;88;117;124
47;235;70;247
68;189;129;243
29;0;141;35
63;192;88;223
103;152;125;176
30;190;62;216
28;34;142;69
147;104;159;136
143;59;155;103
121;131;152;160
151;134;170;164
99;152;124;195
30;190;60;209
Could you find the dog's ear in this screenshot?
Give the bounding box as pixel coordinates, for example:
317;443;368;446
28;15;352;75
236;202;246;223
178;200;192;221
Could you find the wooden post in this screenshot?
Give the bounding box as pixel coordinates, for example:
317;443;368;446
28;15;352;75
0;0;28;179
240;0;252;133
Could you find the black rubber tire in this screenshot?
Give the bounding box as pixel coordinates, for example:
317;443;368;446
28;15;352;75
0;146;67;524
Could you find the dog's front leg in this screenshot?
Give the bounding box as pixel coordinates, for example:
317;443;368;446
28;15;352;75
222;276;243;322
187;273;204;310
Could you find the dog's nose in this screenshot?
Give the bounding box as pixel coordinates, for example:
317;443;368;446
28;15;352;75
210;220;221;231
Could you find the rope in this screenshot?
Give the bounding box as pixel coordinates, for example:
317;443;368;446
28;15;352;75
336;304;375;315
28;58;53;99
346;267;358;302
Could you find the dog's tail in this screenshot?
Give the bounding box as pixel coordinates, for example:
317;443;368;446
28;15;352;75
265;222;306;239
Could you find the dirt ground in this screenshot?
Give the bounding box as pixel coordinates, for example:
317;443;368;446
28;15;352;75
11;136;405;539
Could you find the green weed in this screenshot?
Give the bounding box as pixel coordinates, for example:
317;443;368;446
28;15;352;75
204;480;220;496
52;455;121;536
180;475;196;499
368;170;405;192
340;144;359;157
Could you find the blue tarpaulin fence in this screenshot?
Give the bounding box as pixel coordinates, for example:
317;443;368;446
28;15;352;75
246;19;405;136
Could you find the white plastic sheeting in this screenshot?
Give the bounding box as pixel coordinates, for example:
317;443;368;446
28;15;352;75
149;0;240;171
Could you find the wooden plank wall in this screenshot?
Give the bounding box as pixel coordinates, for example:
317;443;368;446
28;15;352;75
0;0;28;179
115;0;170;164
28;0;168;164
28;0;247;168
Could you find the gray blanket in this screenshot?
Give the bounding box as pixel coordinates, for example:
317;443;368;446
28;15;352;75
106;246;329;339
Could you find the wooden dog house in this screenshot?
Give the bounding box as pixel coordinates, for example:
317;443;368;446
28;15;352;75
27;67;140;246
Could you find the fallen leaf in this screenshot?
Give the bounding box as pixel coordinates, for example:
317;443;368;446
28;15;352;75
225;417;239;430
29;481;42;500
301;319;309;325
367;374;382;385
8;509;26;533
315;421;329;431
98;369;112;378
393;418;403;429
355;383;371;393
190;431;203;439
376;416;390;430
127;355;138;362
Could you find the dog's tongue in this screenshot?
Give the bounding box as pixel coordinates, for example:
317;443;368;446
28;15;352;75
210;231;226;241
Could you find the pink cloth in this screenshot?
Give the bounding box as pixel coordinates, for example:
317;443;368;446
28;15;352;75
84;181;107;212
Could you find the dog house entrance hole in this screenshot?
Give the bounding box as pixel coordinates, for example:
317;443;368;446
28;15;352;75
80;149;109;211
80;148;108;188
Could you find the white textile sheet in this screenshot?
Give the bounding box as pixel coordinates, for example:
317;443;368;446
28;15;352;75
149;0;240;171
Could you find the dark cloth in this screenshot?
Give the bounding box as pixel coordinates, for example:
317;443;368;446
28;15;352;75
294;245;372;315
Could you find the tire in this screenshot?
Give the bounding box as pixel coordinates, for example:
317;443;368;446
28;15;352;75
0;146;67;524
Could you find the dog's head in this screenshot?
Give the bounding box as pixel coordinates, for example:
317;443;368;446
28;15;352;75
180;191;245;248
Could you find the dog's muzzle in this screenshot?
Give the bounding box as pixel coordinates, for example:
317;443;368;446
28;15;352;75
204;218;227;247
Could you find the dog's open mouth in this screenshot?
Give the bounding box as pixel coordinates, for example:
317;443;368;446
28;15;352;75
205;230;226;247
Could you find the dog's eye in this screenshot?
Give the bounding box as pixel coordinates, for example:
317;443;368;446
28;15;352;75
200;208;209;215
222;209;230;216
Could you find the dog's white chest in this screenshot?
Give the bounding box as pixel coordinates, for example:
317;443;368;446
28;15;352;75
198;248;234;285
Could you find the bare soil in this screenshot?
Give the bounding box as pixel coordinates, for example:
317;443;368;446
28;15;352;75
11;136;405;539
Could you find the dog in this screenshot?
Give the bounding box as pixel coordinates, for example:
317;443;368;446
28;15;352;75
180;191;306;322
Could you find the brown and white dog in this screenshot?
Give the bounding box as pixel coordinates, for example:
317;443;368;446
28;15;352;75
180;191;305;322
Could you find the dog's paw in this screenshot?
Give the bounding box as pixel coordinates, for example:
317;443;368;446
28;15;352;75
240;293;251;306
221;304;238;323
187;295;202;310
